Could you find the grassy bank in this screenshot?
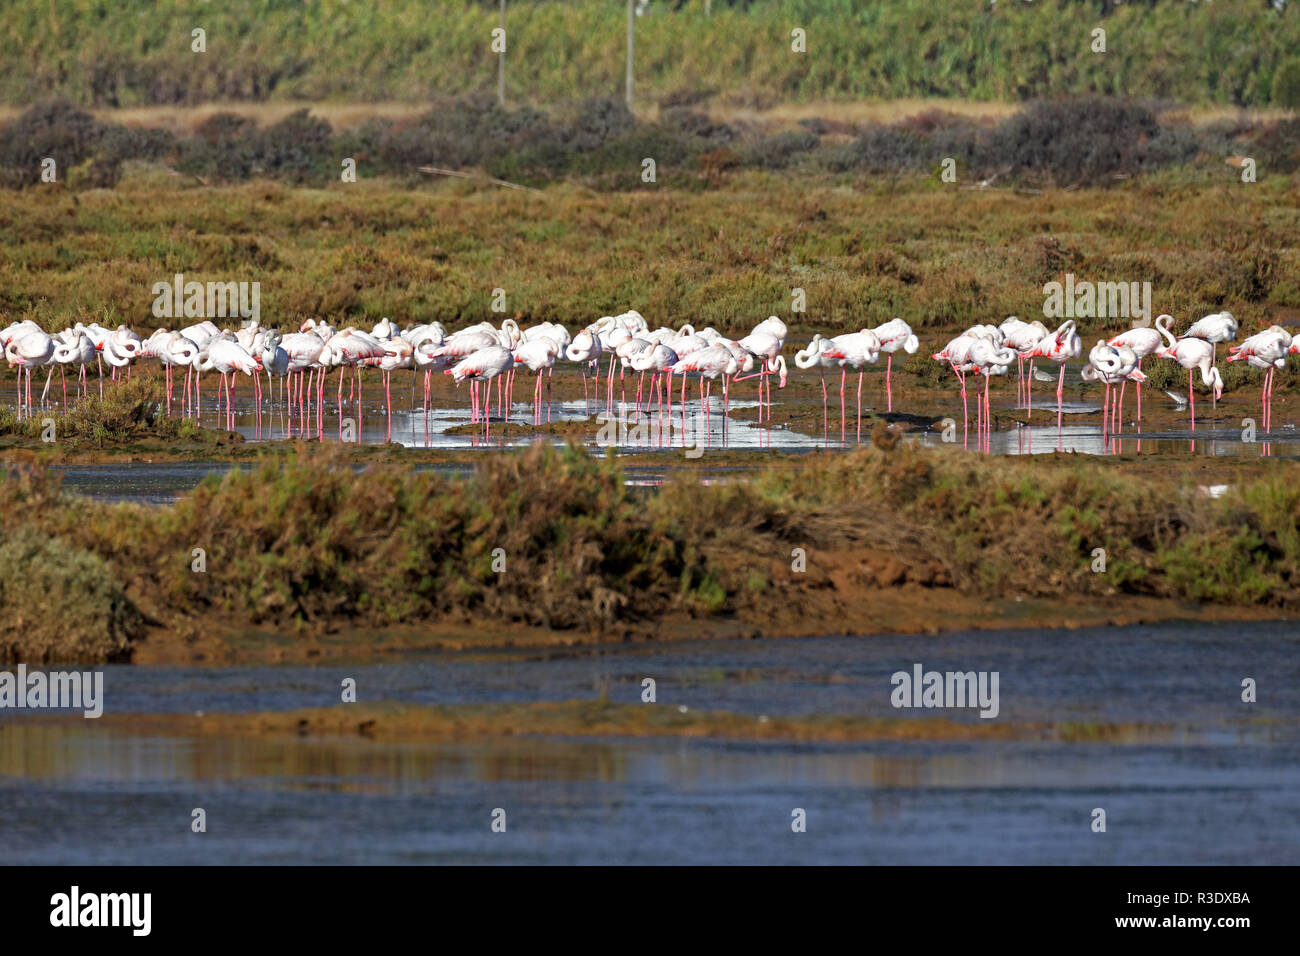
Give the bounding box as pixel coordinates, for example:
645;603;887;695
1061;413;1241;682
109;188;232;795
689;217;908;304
2;441;1297;664
3;171;1299;339
4;1;1299;108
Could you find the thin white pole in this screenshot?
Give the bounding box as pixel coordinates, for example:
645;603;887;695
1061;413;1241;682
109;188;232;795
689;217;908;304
498;0;506;107
626;0;634;112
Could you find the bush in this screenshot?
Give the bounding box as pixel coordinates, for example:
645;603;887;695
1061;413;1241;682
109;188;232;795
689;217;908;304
661;107;738;144
742;129;820;170
379;95;560;176
0;527;141;664
561;97;635;152
1252;117;1300;173
986;98;1179;185
1271;57;1300;108
0;99;103;187
257;108;333;182
825;124;931;173
175;112;261;181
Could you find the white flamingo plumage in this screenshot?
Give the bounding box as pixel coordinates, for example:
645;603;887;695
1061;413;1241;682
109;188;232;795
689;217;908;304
1228;326;1292;435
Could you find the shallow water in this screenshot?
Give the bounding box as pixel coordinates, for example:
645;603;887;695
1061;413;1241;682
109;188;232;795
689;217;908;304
12;363;1298;459
2;621;1297;864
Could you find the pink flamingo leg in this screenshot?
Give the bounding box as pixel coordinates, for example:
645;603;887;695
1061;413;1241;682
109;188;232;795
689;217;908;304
886;353;893;412
857;369;864;442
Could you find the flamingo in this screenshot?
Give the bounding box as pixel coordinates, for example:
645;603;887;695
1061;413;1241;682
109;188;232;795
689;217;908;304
670;343;740;438
931;329;987;446
966;338;1016;453
1228;326;1292;435
159;331;200;415
868;317;919;412
447;346;515;437
432;328;514;422
370;337;413;440
1155;336;1223;431
52;331;97;408
514;337;560;425
1106;313;1174;423
1083;341;1144;438
1001;317;1049;414
737;329;783;422
204;335;262;426
615;337;655;412
629;343;681;433
1028;319;1083;446
565;328;603;410
278;331;327;434
5;328;55;414
1185;311;1237;371
407;326;447;418
818;330;881;442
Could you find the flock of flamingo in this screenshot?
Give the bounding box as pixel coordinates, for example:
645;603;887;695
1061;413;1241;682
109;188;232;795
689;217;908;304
929;311;1295;452
2;308;1296;451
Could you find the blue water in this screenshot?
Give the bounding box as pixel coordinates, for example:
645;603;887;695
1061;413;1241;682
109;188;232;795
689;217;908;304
2;621;1297;864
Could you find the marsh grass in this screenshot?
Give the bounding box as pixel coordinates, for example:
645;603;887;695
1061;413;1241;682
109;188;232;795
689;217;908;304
1;442;1296;662
3;172;1298;355
0;375;204;447
0;524;142;664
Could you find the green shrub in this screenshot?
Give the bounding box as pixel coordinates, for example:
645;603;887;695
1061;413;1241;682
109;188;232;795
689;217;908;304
1271;57;1300;108
0;528;142;664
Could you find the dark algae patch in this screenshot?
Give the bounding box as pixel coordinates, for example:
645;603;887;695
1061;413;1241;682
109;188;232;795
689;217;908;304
61;700;1196;746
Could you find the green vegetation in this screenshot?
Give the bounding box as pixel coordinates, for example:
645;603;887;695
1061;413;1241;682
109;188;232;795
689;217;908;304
2;156;1297;341
3;1;1299;108
0;524;141;664
1;443;1297;662
0;376;207;447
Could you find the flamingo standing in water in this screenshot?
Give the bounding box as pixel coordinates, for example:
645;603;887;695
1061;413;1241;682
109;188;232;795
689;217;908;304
738;316;788;421
629;343;680;431
407;326;447;418
370;337;413;441
957;337;1015;452
205;335;262;427
565;328;603;410
1001;317;1049;415
52;330;98;408
323;328;388;437
4;327;54;415
1082;341;1144;438
1155;335;1223;431
615;336;655;412
737;329;783;422
795;335;840;442
1028;319;1083;446
447;346;515;437
1228;326;1292;435
931;329;987;446
670;343;740;440
159;331;200;415
514;336;561;425
432;328;514;423
817;330;881;443
1106;313;1174;424
868;317;919;412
